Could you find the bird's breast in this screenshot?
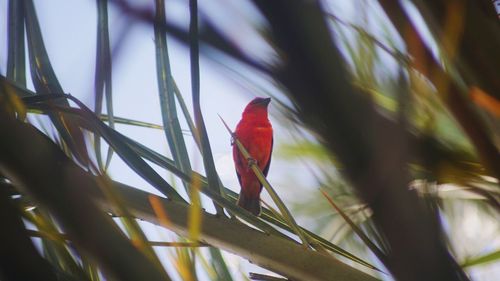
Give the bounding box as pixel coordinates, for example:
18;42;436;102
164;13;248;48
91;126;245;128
236;123;272;141
234;123;272;169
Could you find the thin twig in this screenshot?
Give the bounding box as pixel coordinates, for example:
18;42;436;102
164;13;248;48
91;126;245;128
218;115;310;249
320;189;388;266
249;272;290;281
327;13;410;65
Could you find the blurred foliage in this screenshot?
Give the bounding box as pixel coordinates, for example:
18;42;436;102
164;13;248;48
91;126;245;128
0;0;499;281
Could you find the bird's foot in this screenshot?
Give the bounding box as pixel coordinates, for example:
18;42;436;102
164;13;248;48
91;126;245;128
247;157;257;168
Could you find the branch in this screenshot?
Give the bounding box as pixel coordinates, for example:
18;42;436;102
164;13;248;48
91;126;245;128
97;182;378;281
0;113;378;281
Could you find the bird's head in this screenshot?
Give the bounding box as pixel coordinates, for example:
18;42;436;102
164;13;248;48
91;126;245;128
242;97;271;119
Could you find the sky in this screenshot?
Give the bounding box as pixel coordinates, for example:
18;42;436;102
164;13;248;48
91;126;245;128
0;0;499;280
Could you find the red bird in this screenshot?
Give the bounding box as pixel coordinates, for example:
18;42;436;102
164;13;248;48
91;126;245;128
233;97;273;215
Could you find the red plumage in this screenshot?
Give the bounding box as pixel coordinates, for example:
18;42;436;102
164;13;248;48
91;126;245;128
233;97;273;216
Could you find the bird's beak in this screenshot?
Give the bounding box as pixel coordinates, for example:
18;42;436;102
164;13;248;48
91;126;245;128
262;98;271;106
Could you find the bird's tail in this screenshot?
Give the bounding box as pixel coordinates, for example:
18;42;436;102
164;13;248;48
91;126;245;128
237;193;261;216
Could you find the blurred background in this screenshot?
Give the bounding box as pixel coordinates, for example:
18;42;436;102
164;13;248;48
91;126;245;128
0;0;499;281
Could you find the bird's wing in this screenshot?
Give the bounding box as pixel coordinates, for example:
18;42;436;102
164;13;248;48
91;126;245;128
236;170;242;187
262;137;273;177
